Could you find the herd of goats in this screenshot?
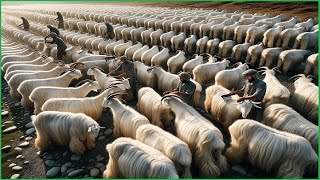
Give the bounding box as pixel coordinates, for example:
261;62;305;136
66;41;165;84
1;4;318;178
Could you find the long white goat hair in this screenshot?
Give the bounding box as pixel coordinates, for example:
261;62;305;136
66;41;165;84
162;96;227;178
41;86;125;120
32;111;100;155
103;137;179;178
136;124;192;178
102;97;150;138
226;119;318;178
30;80;100;115
18;70;82;108
261;68;290;107
215;63;248;90
291;75;318;124
137;87;171;128
204;85;241;129
262;104;318;153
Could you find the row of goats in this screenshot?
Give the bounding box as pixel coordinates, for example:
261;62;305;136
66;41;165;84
3;8;318;79
3;12;318;84
3;5;318;52
2;6;319;179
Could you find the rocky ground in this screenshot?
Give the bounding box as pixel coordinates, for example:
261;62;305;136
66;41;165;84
1;1;318;179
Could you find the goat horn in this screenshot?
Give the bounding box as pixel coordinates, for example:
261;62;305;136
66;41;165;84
272;67;282;74
307;75;317;79
107;91;129;100
161;93;187;104
257;67;269;70
75;79;93;87
288;74;305;81
90;66;105;72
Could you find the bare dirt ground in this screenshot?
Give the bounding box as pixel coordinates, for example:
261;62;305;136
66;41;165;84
1;1;318;179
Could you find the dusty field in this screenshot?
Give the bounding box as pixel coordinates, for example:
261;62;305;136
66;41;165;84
1;1;318;179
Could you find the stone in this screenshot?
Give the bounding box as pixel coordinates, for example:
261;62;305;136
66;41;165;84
90;168;100;177
104;129;113;135
24;122;34;129
19;142;30;148
96;156;104;162
25;137;33;141
16;155;23;159
95;163;104;168
66;168;75;175
14;147;23;152
36;151;41;155
46;167;61;178
68;169;84;178
232;165;247;175
46;155;54;160
4;121;14;125
3;126;17;134
15;102;21;106
45;160;55;167
2;110;9;116
25;128;35;135
2;145;11;153
9;163;16;168
63;151;69;157
10;174;20;179
97;136;106;141
12;166;23;171
70;154;81;161
10;140;14;142
19;136;25;140
99;166;106;172
61;162;72;173
24;161;29;164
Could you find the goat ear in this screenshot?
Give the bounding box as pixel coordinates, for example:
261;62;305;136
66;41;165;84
88;127;92;132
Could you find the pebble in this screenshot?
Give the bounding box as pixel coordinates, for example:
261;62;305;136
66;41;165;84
104;129;113;135
63;151;69;157
12;166;23;171
46;155;54;160
96;157;104;162
9;163;16;168
16;155;24;159
2;110;9;116
45;160;55;167
232;165;247;175
15;102;21;106
4;121;14;125
3;126;17;134
66;168;75;174
61;162;72;173
95;163;104;168
42;152;48;157
10;140;14;142
24;122;34;129
2;145;11;153
19;136;25;140
24;161;29;164
70;154;81;161
36;151;41;155
68;169;84;178
25;137;33;141
19;142;30;148
97;136;106;141
46;167;61;178
90;168;100;177
25;128;35;135
100;166;106;172
10;174;20;179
